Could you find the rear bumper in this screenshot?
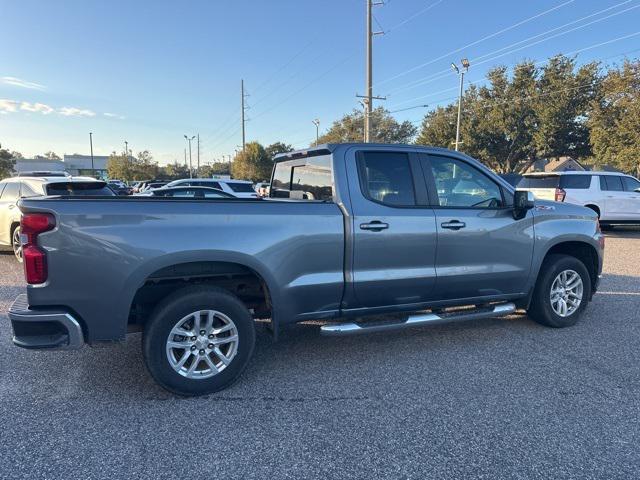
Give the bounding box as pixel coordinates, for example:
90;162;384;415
8;294;84;350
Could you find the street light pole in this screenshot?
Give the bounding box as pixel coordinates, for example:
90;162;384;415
89;132;94;172
452;58;470;152
312;119;320;146
184;135;195;178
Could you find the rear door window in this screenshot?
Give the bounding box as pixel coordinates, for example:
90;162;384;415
559;175;592;189
622;176;640;192
600;176;624;192
358;152;416;206
227;182;255;193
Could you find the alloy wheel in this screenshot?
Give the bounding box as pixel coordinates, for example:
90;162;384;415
165;310;239;379
550;269;583;317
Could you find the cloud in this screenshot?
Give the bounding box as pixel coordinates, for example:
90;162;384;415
20;101;54;114
103;112;125;120
1;76;46;90
58;106;96;117
0;99;19;113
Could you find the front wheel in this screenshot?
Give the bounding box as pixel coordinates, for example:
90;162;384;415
143;286;256;396
528;254;591;328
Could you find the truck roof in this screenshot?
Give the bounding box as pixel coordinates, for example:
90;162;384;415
273;143;461;161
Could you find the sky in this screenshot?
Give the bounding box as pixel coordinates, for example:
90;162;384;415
1;0;639;165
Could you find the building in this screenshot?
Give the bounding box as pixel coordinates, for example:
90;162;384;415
14;158;66;174
63;154;109;179
525;156;586;173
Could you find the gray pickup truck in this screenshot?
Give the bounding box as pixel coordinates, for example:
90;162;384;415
8;144;604;395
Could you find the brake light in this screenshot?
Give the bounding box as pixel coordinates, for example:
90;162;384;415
555;187;566;202
21;213;55;284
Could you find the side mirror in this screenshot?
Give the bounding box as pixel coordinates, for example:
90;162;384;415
513;190;535;219
635;188;640;193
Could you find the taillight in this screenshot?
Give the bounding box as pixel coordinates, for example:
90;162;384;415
21;213;55;284
555;187;566;202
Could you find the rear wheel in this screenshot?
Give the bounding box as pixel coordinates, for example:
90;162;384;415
143;286;255;396
528;254;591;328
12;226;22;263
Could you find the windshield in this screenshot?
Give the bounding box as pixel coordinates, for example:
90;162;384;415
227;182;255;193
46;182;116;196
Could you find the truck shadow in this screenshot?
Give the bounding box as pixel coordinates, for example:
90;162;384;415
0;273;638;402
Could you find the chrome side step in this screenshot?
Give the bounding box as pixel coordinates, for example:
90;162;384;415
320;303;516;336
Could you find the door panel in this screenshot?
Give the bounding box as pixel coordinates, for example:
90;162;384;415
422;155;534;300
348;150;437;308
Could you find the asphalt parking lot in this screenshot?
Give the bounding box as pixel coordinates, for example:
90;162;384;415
1;229;639;479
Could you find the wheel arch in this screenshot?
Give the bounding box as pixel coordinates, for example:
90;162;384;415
120;253;279;338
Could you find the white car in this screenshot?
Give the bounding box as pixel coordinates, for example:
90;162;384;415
517;171;640;227
0;175;115;261
164;178;258;198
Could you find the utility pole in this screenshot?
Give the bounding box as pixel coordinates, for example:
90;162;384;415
89;132;94;171
451;59;470;152
124;140;128;158
197;133;200;173
184;134;195;178
358;0;385;143
241;79;247;153
312;119;320;146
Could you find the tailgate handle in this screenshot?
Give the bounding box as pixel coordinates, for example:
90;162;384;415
360;221;389;231
441;220;466;230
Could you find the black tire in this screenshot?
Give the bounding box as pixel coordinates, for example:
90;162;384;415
528;254;591;328
11;225;23;263
142;285;255;396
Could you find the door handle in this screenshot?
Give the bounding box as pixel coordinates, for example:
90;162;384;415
8;204;15;209
360;221;389;231
441;220;466;230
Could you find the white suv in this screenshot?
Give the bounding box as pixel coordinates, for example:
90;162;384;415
164;178;258;198
517;171;640;226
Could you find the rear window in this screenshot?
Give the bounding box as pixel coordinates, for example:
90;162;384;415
46;182;115;196
559;175;592;189
227;182;255;193
517;176;559;189
270;155;333;201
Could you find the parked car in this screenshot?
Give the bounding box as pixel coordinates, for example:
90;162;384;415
140;181;169;192
0;175;115;261
254;182;270;196
139;186;236;199
165;178;259;198
8;144;603;396
107;180;132;195
517;171;640;227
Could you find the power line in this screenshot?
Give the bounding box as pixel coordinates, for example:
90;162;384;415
389;30;640;110
384;0;444;34
375;0;576;88
387;1;640;97
405;44;640;126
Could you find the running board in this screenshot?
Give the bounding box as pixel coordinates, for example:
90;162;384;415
320;303;516;336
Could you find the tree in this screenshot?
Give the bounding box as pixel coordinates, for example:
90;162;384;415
44;151;61;160
106;150;159;181
231;142;272;182
533;55;601;160
317;107;417;144
589;60;640;175
463;63;538;173
265;142;292;159
197;162;230;178
415;104;458;149
0;148;17;179
163;161;190;179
